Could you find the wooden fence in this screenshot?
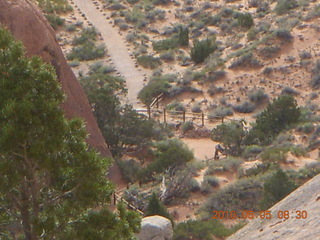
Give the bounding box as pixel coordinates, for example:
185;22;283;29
111;191;144;215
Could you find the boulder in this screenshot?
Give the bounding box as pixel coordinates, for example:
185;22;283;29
137;215;173;240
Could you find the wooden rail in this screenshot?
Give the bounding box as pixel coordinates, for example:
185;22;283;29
111;192;144;216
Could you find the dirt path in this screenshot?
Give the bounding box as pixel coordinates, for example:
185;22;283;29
70;0;150;107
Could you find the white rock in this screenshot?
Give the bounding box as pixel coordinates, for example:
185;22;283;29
137;215;173;240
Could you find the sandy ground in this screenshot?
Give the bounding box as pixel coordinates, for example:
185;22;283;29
181;137;217;161
70;0;151;107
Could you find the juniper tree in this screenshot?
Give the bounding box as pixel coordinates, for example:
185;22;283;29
0;28;140;240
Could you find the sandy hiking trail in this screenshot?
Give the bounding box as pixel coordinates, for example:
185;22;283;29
71;0;150;107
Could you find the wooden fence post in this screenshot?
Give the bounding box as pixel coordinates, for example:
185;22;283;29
202;113;204;126
114;192;116;205
183;111;186;122
163;108;166;123
147;107;151;119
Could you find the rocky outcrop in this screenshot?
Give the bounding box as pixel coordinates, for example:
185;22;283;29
137;215;173;240
0;0;126;182
227;173;320;240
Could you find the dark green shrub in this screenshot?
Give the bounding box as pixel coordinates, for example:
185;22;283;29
281;86;299;95
273;28;293;42
260;169;296;210
203;176;220;187
211;121;246;156
250;95;300;144
65;24;77;32
166;101;186;112
117;159;142;182
191;103;202;113
242;145;263;159
178;26;189;46
137;55;162;69
160;50;175;62
237;13;254;29
190;38;217;64
296;123;315;134
260;146;290;162
146;192;172;221
138;78;171;105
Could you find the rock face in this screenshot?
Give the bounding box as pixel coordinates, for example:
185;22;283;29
137;215;173;240
227;173;320;240
0;0;125;182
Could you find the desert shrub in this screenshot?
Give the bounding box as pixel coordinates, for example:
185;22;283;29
206;157;243;175
258;45;281;58
249;95;301;144
137;55;162;69
160;50;175;62
89;61;114;74
127;0;140;4
260;146;290;162
167;101;186;112
146;192;172;221
310;60;320;89
68;60;80;67
212;121;246;156
203;176;220;187
147;139;194;174
263;67;273;75
208;106;233;119
206;70;226;83
189;178;201;192
204;176;264;214
67;42;106;61
242;145;263;159
233;101;256;113
260;169;296;210
304;4;320;21
152;37;179;51
237;13;254;29
65;24;76;32
229;52;262;69
173;219;241;240
207;85;224;96
117;159;142;182
296;122;315;134
248;88;269;104
191;38;217;64
281;86;299;95
191;103;202;113
299;50;312;59
126;32;138;42
181;121;194;133
138;76;171;105
273;28;293;42
72;27;97;46
275;0;298;15
177;26;189;47
45;14;65;29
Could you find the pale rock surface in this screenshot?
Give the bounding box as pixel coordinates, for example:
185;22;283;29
227;174;320;240
137;215;173;240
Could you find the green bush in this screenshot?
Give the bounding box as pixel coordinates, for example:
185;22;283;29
65;24;77;32
45;14;65;29
137;55;162;69
152;37;179;51
206;157;243;175
237;13;254;29
146;192;172;221
147;139;194;174
229;52;262;69
173;219;241;240
191;102;202;113
72;27;97;46
260;146;290;162
166;101;186;112
260;169;296;210
117;159;142;183
160;50;175;62
191;38;217;64
181;121;194;133
211;121;246;156
67;42;106;61
203;176;220;187
273;28;293;42
249;95;300;144
242;145;263;159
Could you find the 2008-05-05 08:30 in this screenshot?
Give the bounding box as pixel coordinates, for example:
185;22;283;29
212;210;308;220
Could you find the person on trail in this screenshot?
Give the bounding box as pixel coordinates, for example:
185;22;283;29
214;144;225;160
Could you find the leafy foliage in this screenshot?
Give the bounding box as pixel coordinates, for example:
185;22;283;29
0;28;140;239
190;38;217;64
247;95;300;145
237;13;254;29
260;169;296;210
211;121;246;155
146;193;172;220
